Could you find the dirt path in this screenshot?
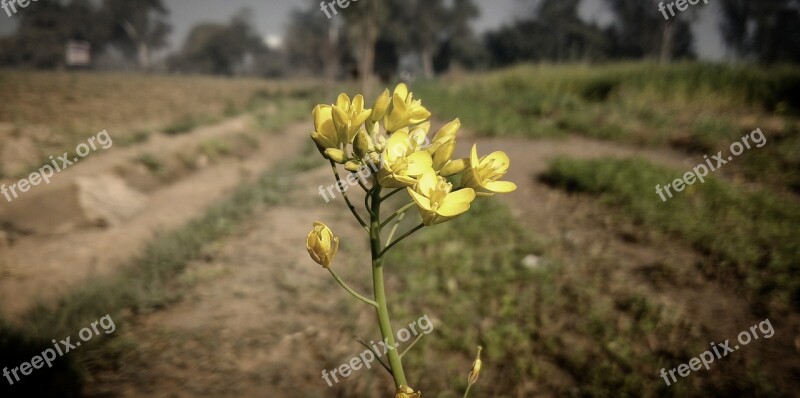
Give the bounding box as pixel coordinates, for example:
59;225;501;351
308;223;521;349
0;117;309;320
87;166;398;397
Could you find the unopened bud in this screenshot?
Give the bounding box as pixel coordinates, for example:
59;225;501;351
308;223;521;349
354;129;370;158
324;148;348;164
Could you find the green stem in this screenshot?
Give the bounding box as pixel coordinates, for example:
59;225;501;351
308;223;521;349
379;223;424;258
399;333;424;358
380;187;405;202
329;160;368;231
385;211;406;245
369;186;408;388
328;268;377;307
380;201;415;228
463;384;473;398
356;175;370;192
354;337;392;375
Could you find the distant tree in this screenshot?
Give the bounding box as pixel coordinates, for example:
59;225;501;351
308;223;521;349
385;0;481;77
169;11;265;76
0;0;103;68
603;0;695;61
718;0;752;59
99;0;171;70
484;0;611;66
341;0;381;94
284;0;339;79
719;0;800;64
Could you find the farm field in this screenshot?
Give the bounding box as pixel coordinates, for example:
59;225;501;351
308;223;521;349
0;64;798;398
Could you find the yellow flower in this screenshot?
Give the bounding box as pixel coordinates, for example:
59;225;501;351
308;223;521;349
429;118;461;148
306;222;339;268
311;105;342;151
370;88;391;123
385;83;431;133
378;130;433;188
426;119;467;176
395;385;422;398
462;144;517;195
407;169;476;225
332;93;372;144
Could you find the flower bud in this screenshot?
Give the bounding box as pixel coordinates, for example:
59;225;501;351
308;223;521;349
432;118;461;144
467;346;482;386
344;160;362;172
354;129;371;158
395;385;421;398
306;222;339;268
370;89;391;123
432;140;455;171
324;148;348;164
439;158;468;177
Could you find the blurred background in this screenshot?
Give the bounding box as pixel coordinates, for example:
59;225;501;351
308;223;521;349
0;0;798;397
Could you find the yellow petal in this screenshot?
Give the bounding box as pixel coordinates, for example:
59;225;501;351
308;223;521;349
443;188;476;206
405;152;433;175
485;151;511;172
484;180;517;193
470;144;480;169
352;94;364;112
407;188;432;211
407;107;431;124
394;83;409;100
416;169;438;195
436;201;470;217
336;93;350;109
371;89;391;122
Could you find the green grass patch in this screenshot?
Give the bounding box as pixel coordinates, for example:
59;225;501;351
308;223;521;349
116;130;151;147
418;63;800;193
541;157;800;315
134;153;165;175
382;199;774;396
163;114;217;135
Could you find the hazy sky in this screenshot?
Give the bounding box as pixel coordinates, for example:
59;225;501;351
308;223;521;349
0;0;726;60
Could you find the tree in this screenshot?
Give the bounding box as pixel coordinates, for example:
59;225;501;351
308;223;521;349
484;0;611;66
284;0;340;79
169;11;265;76
719;0;800;64
603;0;695;61
0;0;103;68
718;0;752;59
100;0;171;70
341;0;381;94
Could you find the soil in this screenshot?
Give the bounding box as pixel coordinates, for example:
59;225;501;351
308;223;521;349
3;116;797;396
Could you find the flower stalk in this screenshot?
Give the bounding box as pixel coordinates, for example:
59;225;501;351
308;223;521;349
305;83;517;394
369;185;408;387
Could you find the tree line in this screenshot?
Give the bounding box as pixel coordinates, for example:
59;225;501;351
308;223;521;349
0;0;798;76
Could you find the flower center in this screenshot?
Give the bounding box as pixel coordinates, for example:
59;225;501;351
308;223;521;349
430;179;452;211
